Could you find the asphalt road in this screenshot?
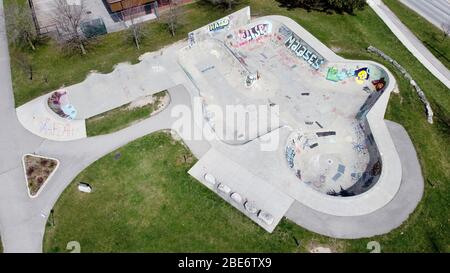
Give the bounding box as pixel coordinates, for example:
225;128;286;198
399;0;450;30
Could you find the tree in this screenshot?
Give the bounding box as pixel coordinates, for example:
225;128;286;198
166;0;182;37
203;0;241;10
328;0;365;12
53;0;88;55
122;0;146;50
2;1;38;51
277;0;365;13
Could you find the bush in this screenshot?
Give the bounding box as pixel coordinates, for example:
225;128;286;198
202;0;242;9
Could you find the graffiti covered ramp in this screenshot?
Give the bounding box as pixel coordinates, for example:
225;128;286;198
182;7;404;232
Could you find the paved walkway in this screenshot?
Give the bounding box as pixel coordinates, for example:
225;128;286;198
285;120;424;239
15;41;188;141
0;84;209;252
1;0;210;252
367;0;450;89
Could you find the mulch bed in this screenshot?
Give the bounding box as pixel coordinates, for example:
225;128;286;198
23;155;58;197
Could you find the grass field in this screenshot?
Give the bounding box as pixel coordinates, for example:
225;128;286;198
11;0;448;252
383;0;450;70
86;91;168;136
45;132;333;253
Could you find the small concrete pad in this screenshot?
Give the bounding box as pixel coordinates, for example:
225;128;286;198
16;96;86;141
188;148;294;232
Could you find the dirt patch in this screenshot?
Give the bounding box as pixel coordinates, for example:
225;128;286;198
23;154;59;197
331;46;342;53
307;240;344;253
127;95;156;110
154;92;170;115
127;91;170;113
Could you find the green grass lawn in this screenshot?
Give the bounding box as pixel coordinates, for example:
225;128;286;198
86;91;168;136
45;131;335;253
23;0;449;252
383;0;450;70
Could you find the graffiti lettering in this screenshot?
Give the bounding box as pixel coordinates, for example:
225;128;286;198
285;35;325;70
239;22;272;42
208;17;230;32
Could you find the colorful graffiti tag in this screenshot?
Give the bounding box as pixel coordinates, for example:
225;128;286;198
235;21;273;47
326;66;371;84
326;67;353;82
47;90;77;119
284;34;325;70
354;67;370;84
372;77;386;91
208;17;230;32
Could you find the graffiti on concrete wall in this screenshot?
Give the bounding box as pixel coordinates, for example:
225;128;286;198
326;67;353;82
208;17;230;32
354;67;370;84
230;21;273;48
372;77;386;91
239;22;272;41
47;90;77;119
284;33;325;70
325;66;371;84
188;7;251;48
188;32;196;47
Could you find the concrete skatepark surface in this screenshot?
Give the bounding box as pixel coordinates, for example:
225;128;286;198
182;8;403;227
0;3;424;252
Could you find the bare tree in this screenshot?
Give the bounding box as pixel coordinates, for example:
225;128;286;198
53;0;88;55
122;0;146;50
167;0;182;37
441;22;450;41
2;1;38;51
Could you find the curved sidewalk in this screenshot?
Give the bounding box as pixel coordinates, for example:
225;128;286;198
15;41;190;141
367;0;450;89
285;120;424;239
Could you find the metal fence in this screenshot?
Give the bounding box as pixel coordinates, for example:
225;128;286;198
81;18;108;39
109;2;158;23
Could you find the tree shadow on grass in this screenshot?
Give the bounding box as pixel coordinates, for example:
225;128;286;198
195;0;250;11
275;0;366;16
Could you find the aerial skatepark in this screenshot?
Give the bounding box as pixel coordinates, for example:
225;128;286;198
5;7;424;251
